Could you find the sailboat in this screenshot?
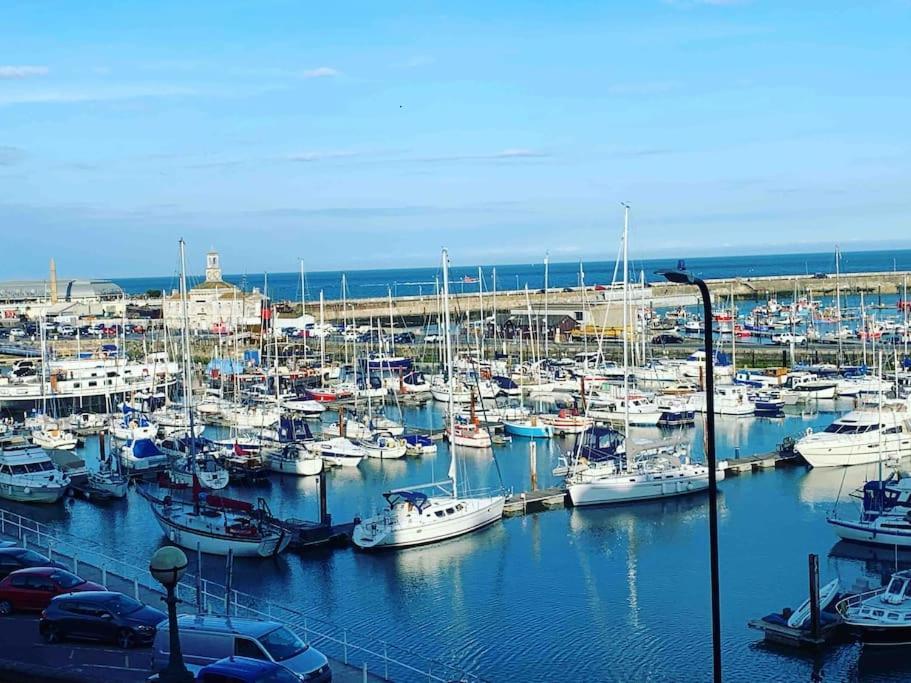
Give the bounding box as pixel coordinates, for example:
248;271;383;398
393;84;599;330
141;239;290;558
352;249;505;550
567;205;727;506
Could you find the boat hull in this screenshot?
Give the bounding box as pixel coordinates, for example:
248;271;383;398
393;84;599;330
569;469;719;506
0;482;67;504
352;496;504;550
149;505;289;557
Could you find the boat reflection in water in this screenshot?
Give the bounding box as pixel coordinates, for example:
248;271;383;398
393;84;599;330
798;464;880;507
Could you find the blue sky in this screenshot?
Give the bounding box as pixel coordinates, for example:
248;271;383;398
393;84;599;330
1;0;909;278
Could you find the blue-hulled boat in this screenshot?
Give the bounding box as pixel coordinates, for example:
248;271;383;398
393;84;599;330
503;417;554;438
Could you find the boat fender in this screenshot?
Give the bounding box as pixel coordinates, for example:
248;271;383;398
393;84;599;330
23;487;30;495
805;427;813;436
168;529;176;542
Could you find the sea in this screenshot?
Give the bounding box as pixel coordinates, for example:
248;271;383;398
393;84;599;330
4;402;911;682
113;249;911;302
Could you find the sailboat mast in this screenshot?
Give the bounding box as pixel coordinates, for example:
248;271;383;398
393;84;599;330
319;291;326;373
300;259;307;364
835;245;842;368
178;239;197;455
388;287;395;356
544;252;549;359
622;203;631;468
478;266;484;359
442;249;458;499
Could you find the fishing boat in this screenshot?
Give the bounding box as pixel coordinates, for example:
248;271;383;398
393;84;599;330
540;409;594;435
68;412;107;436
795;402;911;468
267;442;323;476
838;570;911;645
0;435;70;503
352;248;505;550
305;437;366;468
784;373;838;400
358;432;408;459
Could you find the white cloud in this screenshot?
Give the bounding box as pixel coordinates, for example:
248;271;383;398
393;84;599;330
286;150;358;162
0;65;49;79
301;67;341;79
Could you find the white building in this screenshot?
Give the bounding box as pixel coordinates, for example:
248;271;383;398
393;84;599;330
163;250;264;332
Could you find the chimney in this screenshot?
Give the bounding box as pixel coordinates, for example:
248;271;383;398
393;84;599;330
49;258;58;304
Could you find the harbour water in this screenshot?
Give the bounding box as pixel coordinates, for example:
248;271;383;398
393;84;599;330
113;248;911;302
3;399;908;681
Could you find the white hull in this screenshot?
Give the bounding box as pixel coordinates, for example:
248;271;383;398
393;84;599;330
829;517;911;547
0;481;67;503
31;431;78;451
151;507;289;557
267;453;323;476
797;436;911;468
353;495;504;549
569;466;721;506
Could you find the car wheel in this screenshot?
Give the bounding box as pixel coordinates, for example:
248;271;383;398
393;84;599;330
42;624;63;644
0;600;12;616
117;628;135;649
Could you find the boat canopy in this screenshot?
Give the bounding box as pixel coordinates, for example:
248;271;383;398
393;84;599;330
278;416;313;442
581;427;624;462
384;490;430;512
403;434;432;446
128;438;163;459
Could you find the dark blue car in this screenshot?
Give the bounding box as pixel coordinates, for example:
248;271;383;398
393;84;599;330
196;656;305;682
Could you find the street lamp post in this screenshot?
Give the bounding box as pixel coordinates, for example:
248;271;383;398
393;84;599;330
657;268;722;683
150;546;194;683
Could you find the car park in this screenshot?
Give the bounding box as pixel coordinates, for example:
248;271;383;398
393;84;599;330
39;590;165;648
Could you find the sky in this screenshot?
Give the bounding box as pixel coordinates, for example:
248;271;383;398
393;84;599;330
1;0;909;278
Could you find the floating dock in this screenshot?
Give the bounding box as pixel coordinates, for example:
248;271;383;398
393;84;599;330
504;487;567;516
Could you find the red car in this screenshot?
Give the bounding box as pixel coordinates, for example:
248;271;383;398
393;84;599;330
0;567;105;614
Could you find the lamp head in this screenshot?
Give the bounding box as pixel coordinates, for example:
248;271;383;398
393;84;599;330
150;546;188;588
656;269;696;285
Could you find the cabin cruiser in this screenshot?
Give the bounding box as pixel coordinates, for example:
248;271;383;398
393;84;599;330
30;421;78;450
304;437;366;468
678;350;734;382
588;391;662;426
734;367;791;389
656;396;696;426
827;475;911;546
837;375;894;398
691;385;756;417
0;435;70;503
430;377;471;403
322;418;373;440
68;412;107;435
838;570;911;645
782;373;838;401
796;402;911;467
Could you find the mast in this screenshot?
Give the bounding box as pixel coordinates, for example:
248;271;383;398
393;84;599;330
388;287;395;357
544;251;549;359
178;240;198;458
341;273;348;365
904;274;909;358
835;245;842;368
730;281;736;372
580;260;588;367
492;268;498;352
299;259;307;364
319;291;326;376
478;266;484;359
621;203;631;469
442;249;458;499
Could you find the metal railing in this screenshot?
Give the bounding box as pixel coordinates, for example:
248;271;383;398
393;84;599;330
0;507;482;683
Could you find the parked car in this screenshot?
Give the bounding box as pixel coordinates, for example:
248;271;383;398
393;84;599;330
423;333;442;344
153;615;331;682
393;332;415;344
562;287;574;292
0;568;105;615
8;328;25;339
196;656;305;683
39;590;164;648
593;284;607;291
57;324;76;336
0;547;65;580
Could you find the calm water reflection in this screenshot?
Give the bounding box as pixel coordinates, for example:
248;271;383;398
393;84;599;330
4;398;910;681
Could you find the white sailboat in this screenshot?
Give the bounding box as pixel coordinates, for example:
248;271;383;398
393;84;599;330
352;248;505;550
567;205;726;506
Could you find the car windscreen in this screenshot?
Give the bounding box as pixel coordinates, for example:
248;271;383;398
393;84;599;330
17;550;48;564
49;571;83;588
259;626;307;662
106;594;143;615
